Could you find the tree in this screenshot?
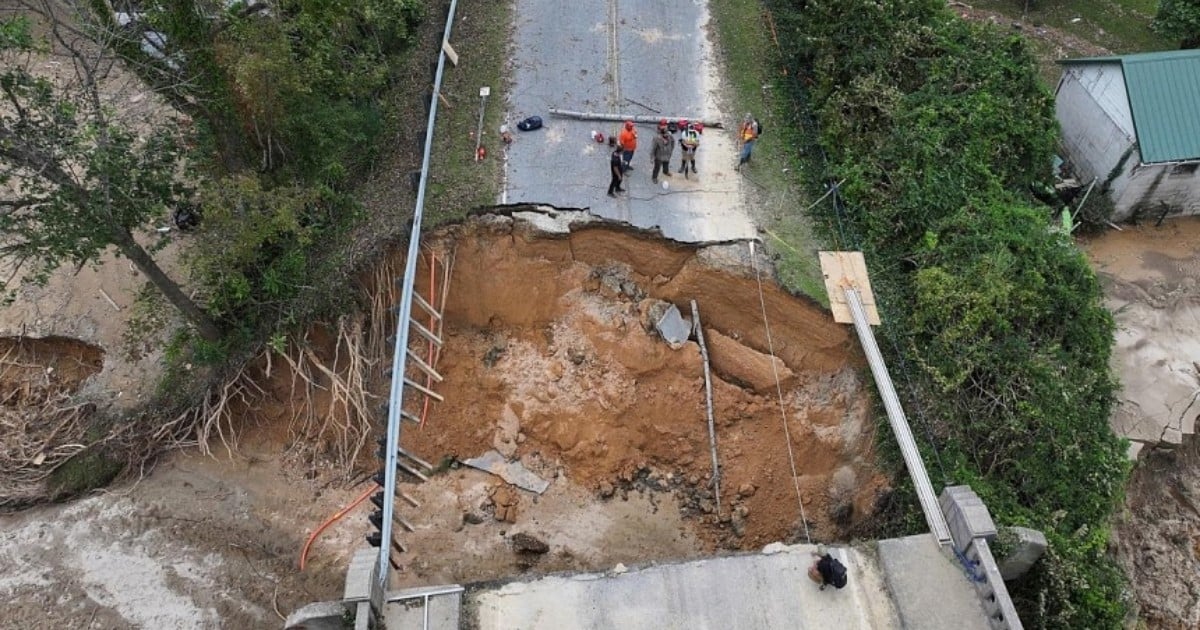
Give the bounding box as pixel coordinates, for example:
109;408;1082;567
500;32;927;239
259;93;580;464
0;5;221;341
1154;0;1200;48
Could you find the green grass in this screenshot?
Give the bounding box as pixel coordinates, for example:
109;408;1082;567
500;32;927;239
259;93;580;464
972;0;1171;53
709;0;828;305
424;0;512;223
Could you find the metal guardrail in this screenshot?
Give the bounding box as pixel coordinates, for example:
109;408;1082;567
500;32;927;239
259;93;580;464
375;0;461;607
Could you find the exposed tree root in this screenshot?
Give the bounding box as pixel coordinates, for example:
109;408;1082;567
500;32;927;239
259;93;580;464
0;393;95;508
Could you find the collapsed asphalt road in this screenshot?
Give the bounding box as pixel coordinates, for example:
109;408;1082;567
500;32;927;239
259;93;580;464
504;0;757;243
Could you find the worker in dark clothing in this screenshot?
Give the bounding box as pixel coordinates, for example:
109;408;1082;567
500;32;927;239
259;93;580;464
808;552;848;590
651;127;674;184
607;146;626;197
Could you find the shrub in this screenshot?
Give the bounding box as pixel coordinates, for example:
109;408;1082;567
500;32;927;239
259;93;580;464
769;0;1129;626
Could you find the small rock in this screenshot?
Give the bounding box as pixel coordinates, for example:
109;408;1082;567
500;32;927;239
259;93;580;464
598;481;615;498
510;532;549;554
738;483;757;498
700;500;715;514
762;542;787;555
688;475;700;486
549;361;565;380
612;562;628;575
731;505;750;537
463;510;486;525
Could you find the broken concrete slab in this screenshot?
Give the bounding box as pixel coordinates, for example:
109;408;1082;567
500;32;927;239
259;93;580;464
464;449;550;494
655;303;692;349
996;526;1048;581
1161;426;1184;448
284;601;349;630
468;542;904;629
876;535;991;630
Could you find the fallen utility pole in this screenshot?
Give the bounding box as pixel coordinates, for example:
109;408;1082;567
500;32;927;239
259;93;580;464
691;299;721;515
549;108;725;129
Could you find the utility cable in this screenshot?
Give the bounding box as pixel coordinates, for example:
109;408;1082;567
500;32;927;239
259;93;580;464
749;241;812;544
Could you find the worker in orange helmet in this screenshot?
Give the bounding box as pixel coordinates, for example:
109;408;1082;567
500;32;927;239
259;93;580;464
617;120;638;172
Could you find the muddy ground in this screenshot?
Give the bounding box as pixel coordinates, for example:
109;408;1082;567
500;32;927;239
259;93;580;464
1083;217;1200;629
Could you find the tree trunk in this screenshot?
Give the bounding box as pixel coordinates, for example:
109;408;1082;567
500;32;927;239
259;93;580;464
110;227;222;342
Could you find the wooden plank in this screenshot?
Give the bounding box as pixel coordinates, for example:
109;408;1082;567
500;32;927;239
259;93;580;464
442;41;459;66
818;251;881;326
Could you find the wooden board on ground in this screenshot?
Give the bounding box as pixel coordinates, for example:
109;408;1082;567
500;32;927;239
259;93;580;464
818;251;881;326
442;41;459;66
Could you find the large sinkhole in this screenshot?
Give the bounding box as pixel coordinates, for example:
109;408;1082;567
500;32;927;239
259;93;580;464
238;212;888;586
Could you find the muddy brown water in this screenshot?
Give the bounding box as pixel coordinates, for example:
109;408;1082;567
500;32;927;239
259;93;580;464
1083;216;1200;628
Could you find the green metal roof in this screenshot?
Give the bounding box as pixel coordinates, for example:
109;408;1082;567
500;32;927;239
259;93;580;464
1062;50;1200;163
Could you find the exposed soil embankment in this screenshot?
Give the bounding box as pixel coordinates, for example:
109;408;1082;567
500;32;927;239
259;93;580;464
223;214;887;584
0;214;890;625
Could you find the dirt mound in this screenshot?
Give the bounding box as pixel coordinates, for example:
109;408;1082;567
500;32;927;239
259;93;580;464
1115;437;1200;629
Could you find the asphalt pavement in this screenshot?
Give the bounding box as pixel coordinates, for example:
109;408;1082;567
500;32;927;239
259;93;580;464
504;0;758;243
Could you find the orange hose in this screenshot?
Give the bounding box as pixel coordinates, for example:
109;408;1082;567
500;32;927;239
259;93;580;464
299;483;378;571
301;252;445;570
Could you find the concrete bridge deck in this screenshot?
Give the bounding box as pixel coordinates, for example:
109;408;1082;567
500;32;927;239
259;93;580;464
380;537;992;630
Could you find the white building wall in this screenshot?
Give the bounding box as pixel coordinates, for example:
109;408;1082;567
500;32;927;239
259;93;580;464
1055;63;1136;184
1057;62;1200;221
1112;159;1200;220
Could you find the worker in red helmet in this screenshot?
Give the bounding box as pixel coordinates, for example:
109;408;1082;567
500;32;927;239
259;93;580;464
618;120;638;171
679;122;701;178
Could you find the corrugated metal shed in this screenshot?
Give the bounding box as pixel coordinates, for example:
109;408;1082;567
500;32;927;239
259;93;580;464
1062;49;1200;163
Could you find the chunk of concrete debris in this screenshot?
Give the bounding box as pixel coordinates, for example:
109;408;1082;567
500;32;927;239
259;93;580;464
464;449;550;494
284;601;350;630
648;301;691;349
996;526;1048;581
611;562;628;575
1160;426;1184;448
510;532;550;554
761;542;788;555
731;505;750;537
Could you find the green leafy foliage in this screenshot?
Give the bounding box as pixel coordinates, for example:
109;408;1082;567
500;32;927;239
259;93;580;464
188;176;319;321
1154;0;1200;47
76;0;423;351
769;0;1129;626
117;0;422;183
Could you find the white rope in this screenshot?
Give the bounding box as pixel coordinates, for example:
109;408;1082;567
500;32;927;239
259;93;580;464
749;241;812;544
